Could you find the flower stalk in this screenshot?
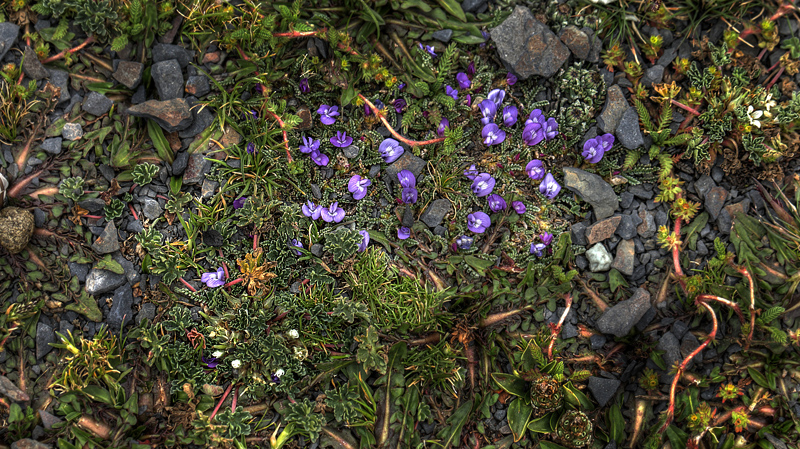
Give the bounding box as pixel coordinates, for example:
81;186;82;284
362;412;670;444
358;94;446;147
547;294;572;360
262;109;293;162
40;35;95;64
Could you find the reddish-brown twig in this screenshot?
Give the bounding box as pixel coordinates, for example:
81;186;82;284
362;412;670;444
41;35;95;64
263;109;293;162
209;383;234;421
670;99;701;116
358;94;446;147
734;266;756;350
547;294;573;360
178;277;197;292
128;203;139;221
224;278;244;288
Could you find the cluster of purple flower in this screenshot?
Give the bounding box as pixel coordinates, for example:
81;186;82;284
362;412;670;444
302;200;345;223
348;175;372;200
581;133;615;164
521;109;559;146
299;136;329;166
379;138;404;163
525;159;561;200
398;170;418;204
530;232;554;257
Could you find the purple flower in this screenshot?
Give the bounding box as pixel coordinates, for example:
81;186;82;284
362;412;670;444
398;226;411;240
479;99;497;125
289;238;303;256
512;201;526;214
598;133;615;151
437;118;449;138
364;103;371;116
320;202;345;223
471;173;496;197
310;149;329;166
418;43;437;57
255;84;263;94
456;235;473;250
465;94;471;106
525;109;545;127
530;242;547;257
348;175;372;200
487;194;506;212
487;88;505;106
302;200;322;220
540;232;554;246
506;72;518;86
248;110;258;120
467;61;475;78
402;187;418;204
522;123;545;146
467;211;491;233
202;356;220;369
457;72;471;89
526;159;545;180
464;164;479;180
397;170;416;188
201;267;225;288
317;105;340;125
398;83;406;90
393;98;407;113
582;138;605;164
270;372;282;384
246;142;256;154
331;131;353;148
502;106;518;127
445;85;458;100
544;118;559;141
480;30;490;47
539;173;561;200
299;78;310;94
358;230;370;252
379;138;404;163
233;197;247;209
482;123;506;146
299;136;320;154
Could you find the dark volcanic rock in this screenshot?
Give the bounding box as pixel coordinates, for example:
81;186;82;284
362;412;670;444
127;98;193;133
704;186;728;221
22;46;49;80
152;43;192;68
559;25;590;60
185;75;210;97
612;239;636;276
420;199;452;228
588;376;620;407
616;107;645;149
490;6;570;79
151;59;184;100
113;60;144;89
586;216;622;245
385;152;427;183
48;69;70;105
563;167;619;220
108;284;134;330
597;85;628;133
596;288;651;337
82;91;113;116
36;322;56;359
0;22;20;61
92;221;120;254
85;269;127;295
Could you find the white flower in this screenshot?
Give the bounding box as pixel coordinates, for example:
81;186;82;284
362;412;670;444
747;105;763;128
231;359;242;369
287;329;299;339
764;93;776;112
274;369;285;378
0;172;7;206
293;346;308;360
212;350;223;358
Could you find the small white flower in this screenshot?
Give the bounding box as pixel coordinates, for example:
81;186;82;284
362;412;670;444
231;359;242;369
287;329;299;339
212;350;223;358
747;105;763;128
293;346;308;360
764;93;776;112
274;369;285;378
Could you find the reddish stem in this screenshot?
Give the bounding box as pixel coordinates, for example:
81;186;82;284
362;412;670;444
670;99;701;116
735;266;756;350
224;278;244;287
757;48;768;61
547;294;572;360
359;95;446;147
766;67;784;92
263;109;293;162
219;249;229;280
231;385;239;412
83;215;103;220
128;203;139;221
178;277;197;292
156;194;169;201
235;45;250;61
41;35;95;64
209;383;234;421
672;216;687;291
253;234;258;250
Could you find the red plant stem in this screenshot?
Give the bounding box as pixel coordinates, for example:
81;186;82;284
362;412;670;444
697;294;745;323
210;383;234;421
757;48;768;61
231;385;239;412
547;294;573;360
359;95;446;147
128;203;139;221
766;67;784;92
178;277;197;292
735;266;756;350
224;278;244;287
83;215;103;220
672;216;687;291
263;109;293;162
661;300;717;433
253;234;258;250
766;59;782;73
670;99;701;116
235;45;250;61
40;35;95;64
219;249;229;280
273;30;320;38
156;194;169;201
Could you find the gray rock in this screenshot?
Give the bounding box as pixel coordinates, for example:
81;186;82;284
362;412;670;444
127;98;193;133
152;59;184;100
152;43;192;68
616;107;645;149
78;198;106;213
571;222;588;246
113;60;144;89
657;331;682;375
704;186;728;221
642;64;664;87
62;123;83;141
82;92;113;116
68;262;90;282
616;215;637;240
172;151;189;175
420;199;452;228
310;243;323;257
108;284;134;331
620;191;634;209
0;22;19;62
637;210;657;238
48;69;70;105
590;334;606;350
559;26;591;60
588;376;620;407
178;106;214;139
402;206;415;227
461;0;487;13
0;374;30;401
92;221;120;254
628;184;654;200
36;322;56;359
112;253;140;284
693;175;716;200
136;303;157;325
185;75;210;97
597;85;628;133
432;29;453;43
612;239;636;276
201;179;218;199
680;332;702;368
586;243;613;272
596;288;651;337
131;84;146;104
561;322;578;339
142;198;163;220
563;167;619;220
39;410;62;430
126;220;143;233
85;269;127;295
385;152;427;183
490;6;570;79
41;137;62;155
183;152;210;185
342;145;360;159
22;46;49;80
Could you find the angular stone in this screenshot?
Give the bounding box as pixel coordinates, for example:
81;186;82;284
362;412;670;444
22;46;49;80
82;91;113;116
490;6;570;79
151;59;184;100
704;186;728;221
616;214;637;240
172;151;189;175
62;123;83;141
48;69;70;105
201;179;218;199
78;198;105;213
152;43;192;68
0;22;20;62
39;410;62;430
342;145;360;159
420;199;452;228
718;199;750;234
612;239;636;276
385;151;427;183
41;137;62;155
112;252;140;284
461;0;487;13
113;60;144;89
0;207;35;254
586;243;613;272
183;153;210;185
136;303;157;326
596;288;651;337
11;439;52;449
68;262;90;282
642;64;664;87
657;331;682;374
127;98;193;133
432;29;453;43
178;106;213;139
297;106;313;130
588;376;620;407
586;216;622;245
108;284;134;330
185;75;210;97
85;269;127;295
597;85;628;134
571;222;588;246
637;210;657;238
142;198;163;220
36;322;56;359
559;25;590;60
563;167;619;220
0;374;29;402
693;174;716;199
92;221;120;254
616;107;645;149
202;51;221;64
680;332;702;368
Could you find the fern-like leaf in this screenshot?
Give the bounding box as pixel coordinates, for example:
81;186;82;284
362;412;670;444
758;307;785;325
634;98;654;133
623;150;641;170
658;102;672;134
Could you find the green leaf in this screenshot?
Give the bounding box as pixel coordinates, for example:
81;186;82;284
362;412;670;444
451;33;489;45
507;399;532;442
527;412;557;433
563;382;595;411
400;0;432;11
96;255;124;274
491;373;527;398
665;425;688;449
748;367;774;389
464;255;493;276
82;385;113;405
341;85;357;107
147;120;174;164
608;268;629;292
436;400;472;449
65;291;103;322
608;403;626;444
434;0;466;22
539;442;570;449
